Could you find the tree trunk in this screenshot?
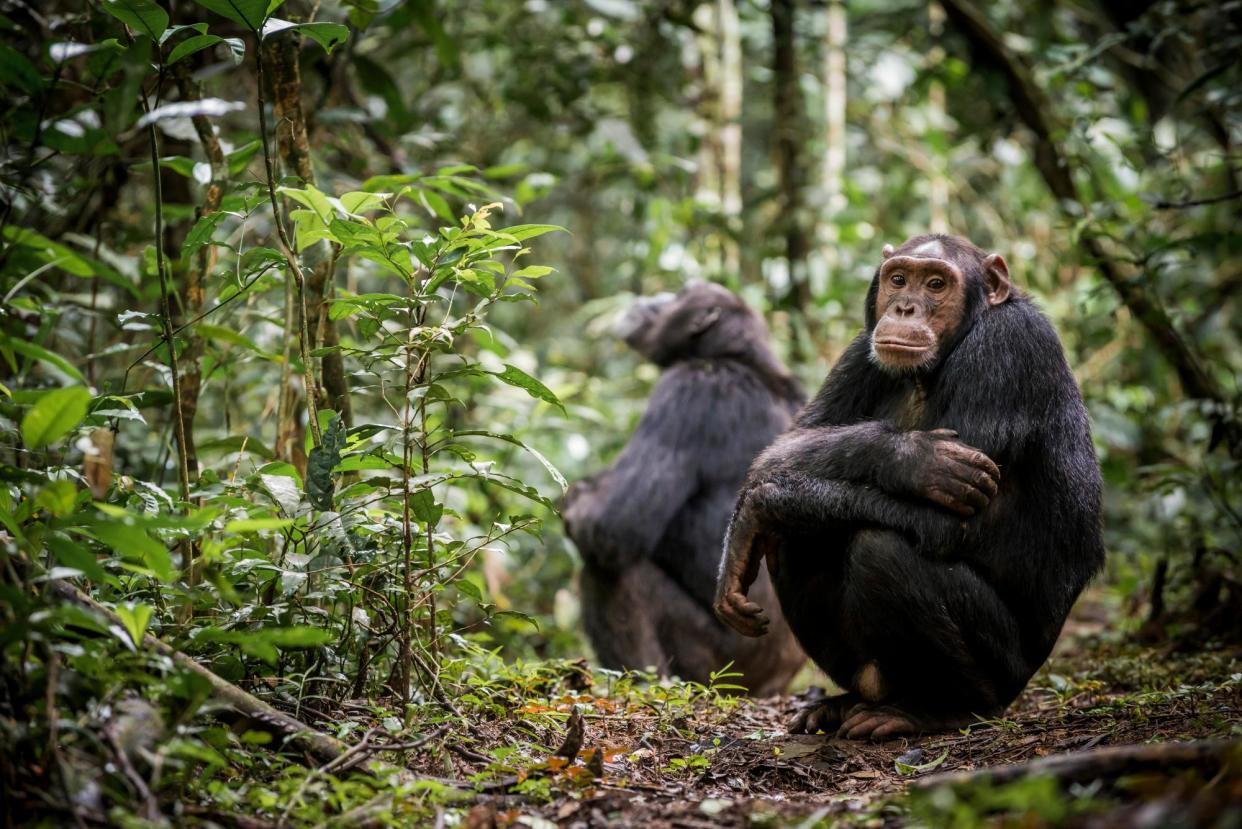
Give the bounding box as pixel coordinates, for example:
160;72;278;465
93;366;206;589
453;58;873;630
772;0;812;321
718;0;743;278
818;0;848;271
264;32;353;430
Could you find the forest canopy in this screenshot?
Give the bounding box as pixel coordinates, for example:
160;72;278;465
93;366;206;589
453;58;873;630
0;0;1239;826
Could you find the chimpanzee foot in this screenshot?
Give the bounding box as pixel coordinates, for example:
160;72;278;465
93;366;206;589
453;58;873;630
836;705;924;741
787;693;859;735
835;705;976;741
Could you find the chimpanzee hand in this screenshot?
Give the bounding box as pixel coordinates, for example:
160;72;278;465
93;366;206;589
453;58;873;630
908;429;1000;517
714;484;776;637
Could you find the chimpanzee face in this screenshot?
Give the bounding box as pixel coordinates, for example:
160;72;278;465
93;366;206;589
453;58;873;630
616;281;758;366
869;236;1012;374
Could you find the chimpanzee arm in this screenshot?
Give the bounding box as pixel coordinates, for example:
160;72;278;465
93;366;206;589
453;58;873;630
716;471;965;636
563;364;720;572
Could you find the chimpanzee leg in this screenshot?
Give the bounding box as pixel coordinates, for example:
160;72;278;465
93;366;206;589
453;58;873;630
584;560;790;691
832;528;1029;739
579;562;671;674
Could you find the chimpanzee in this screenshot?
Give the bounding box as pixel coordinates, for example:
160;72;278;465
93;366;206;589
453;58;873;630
715;234;1103;738
563;282;807;695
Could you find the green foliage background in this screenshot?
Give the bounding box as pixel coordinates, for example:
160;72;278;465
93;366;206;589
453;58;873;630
0;0;1238;823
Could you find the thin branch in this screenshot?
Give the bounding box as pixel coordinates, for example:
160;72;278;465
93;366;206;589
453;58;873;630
1153;189;1242;209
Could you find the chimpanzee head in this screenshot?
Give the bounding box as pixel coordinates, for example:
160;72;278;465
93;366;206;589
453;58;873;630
865;234;1013;374
615;281;772;367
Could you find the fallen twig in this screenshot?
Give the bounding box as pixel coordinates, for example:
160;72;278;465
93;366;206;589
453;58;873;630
917;738;1240;789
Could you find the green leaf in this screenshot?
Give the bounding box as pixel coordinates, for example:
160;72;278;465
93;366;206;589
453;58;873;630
278;184;333;223
0;335;84;383
101;0;169;42
21;386;90;449
159;22;209;45
45;535;108;582
262;19;350;54
193;0;274;30
491;365;564;413
306;413;346;511
451;430;567;492
83;520;174;582
410;489;443;525
181;211;227;258
501;224;566;241
511;265;554;279
167;34;224;65
224;517;293;532
115;602;153;648
34;480;78;517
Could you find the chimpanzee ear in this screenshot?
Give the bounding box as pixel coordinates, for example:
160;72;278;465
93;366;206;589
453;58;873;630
882;244;895;260
690;306;722;335
982;253;1012;306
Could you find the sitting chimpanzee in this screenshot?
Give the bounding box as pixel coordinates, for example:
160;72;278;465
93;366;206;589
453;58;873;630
563;282;806;695
715;234;1103;738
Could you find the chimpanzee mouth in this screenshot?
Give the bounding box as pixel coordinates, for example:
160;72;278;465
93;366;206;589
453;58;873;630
873;339;931;353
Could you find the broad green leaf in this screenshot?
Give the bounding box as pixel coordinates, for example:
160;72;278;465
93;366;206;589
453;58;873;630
83;520;174;582
167;34;224;65
34;480;78;517
101;0;169;42
21;386;90;449
511;265;554;279
3;225;96;277
0;335;84;383
0;44;44;94
502;223;567;241
492;365;564;413
45;535;108;582
306;413;345;511
193;0;276;30
453;430;567;492
224;518;293;532
340;190;389;215
261;19;350;54
410;489;443;525
182;211;227;258
115;602;153;648
159;22;210;45
279;184;333;223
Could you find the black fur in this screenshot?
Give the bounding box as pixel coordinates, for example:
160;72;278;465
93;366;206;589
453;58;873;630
733;234;1104;722
564;283;807;693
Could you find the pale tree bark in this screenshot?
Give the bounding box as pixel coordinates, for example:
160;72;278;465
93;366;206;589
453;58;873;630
926;2;950;232
772;0;813;324
818;0;847;259
717;0;743;277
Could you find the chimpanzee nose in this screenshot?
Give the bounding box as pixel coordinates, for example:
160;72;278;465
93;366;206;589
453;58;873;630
893;301;917;318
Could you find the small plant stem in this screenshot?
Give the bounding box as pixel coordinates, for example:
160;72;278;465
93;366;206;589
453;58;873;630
254;35;322;447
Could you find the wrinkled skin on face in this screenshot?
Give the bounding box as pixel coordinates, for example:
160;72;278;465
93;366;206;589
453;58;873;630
869;239;1011;373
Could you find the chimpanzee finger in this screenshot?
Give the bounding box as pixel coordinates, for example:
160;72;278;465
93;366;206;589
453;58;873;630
926;486;976;517
927;428;959;441
939;441;1000;482
941;464;995;506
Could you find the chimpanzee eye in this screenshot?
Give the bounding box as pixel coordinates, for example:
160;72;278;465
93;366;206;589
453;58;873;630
928;278;946;291
890;273;906;287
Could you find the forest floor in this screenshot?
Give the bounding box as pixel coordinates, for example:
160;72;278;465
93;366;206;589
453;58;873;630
380;596;1242;829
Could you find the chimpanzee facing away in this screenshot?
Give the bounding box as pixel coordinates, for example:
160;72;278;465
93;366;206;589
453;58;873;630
563;282;806;695
715;234;1103;738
